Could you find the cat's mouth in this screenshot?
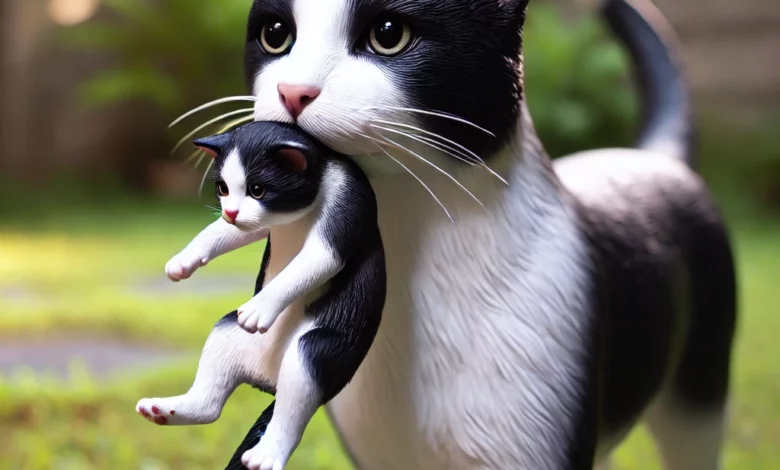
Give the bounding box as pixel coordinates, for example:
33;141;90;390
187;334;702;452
169;95;506;218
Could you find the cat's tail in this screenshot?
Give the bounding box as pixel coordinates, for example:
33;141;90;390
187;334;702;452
224;400;275;470
596;0;696;167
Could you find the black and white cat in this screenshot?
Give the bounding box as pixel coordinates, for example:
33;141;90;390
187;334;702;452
135;121;385;470
166;0;736;469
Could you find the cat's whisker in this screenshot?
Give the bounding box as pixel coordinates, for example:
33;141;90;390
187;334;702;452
370;128;486;211
357;132;454;223
371;120;484;163
398;131;508;187
372;120;508;186
216;115;255;134
199;159;215;195
371;124;476;166
171;109;254;156
169;96;256;128
185;149;206;167
355;105;495;137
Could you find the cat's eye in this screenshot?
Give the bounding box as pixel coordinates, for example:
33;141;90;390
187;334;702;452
259;20;294;55
249;184;266;199
368;19;412;56
216;182;229;197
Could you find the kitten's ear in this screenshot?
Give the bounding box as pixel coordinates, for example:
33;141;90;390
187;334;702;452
271;142;318;174
193;132;232;158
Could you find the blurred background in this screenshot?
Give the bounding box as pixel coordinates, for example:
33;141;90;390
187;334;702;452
0;0;777;469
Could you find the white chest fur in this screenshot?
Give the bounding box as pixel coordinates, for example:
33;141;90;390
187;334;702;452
326;141;595;469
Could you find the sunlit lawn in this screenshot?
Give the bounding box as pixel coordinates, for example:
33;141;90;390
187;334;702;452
0;196;778;469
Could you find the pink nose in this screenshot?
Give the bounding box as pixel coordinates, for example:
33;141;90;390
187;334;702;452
223;210;239;224
277;83;321;120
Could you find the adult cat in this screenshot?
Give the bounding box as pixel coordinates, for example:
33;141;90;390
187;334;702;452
206;0;736;468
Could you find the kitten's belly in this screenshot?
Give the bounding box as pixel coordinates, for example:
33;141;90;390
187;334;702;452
327;172;594;469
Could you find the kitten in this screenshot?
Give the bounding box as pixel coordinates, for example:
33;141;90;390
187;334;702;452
136;121;385;470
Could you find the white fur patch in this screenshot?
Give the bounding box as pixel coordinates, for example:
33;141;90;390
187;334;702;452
326;123;594;469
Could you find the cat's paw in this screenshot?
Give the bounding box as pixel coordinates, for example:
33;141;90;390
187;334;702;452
241;437;291;470
237;298;280;334
165;249;208;282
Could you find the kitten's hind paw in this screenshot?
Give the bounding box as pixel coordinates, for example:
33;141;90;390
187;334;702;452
136;397;219;426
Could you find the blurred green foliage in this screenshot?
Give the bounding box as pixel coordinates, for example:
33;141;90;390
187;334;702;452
524;6;638;157
63;0;249;112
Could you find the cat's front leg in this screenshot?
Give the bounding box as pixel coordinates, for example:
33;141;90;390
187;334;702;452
238;236;342;334
166;218;269;282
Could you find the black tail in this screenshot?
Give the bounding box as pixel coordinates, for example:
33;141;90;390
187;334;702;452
601;0;695;167
224;401;275;470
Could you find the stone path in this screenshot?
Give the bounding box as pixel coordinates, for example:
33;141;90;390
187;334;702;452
0;337;191;381
129;274;249;298
0;274;248;381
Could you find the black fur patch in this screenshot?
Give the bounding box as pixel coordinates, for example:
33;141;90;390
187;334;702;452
203;121;327;214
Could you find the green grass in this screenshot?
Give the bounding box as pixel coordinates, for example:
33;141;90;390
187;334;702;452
0;196;778;469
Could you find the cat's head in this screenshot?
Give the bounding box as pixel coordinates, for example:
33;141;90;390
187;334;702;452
244;0;530;166
194;121;324;229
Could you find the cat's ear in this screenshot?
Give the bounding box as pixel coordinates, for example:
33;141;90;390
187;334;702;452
271;142;318;174
193;132;232;158
500;0;530;21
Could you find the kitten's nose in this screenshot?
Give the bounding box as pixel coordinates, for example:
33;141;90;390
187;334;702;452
223;210;239;224
277;83;321;120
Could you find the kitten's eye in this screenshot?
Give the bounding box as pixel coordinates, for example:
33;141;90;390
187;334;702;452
368;19;412;56
249;184;266;199
260;20;294;55
216;182;229;197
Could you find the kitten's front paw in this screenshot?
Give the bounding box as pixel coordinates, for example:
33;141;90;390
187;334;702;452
165;249;208;282
241;436;291;470
237;298;279;334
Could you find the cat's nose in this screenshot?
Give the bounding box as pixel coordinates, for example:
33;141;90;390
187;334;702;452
277;83;321;120
223;210;239;224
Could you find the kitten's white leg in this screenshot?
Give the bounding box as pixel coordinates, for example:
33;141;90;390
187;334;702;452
238;235;340;334
136;314;256;425
241;325;320;470
166;218;268;281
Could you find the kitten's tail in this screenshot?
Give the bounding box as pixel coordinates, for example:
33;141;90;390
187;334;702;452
597;0;695;167
224;400;275;470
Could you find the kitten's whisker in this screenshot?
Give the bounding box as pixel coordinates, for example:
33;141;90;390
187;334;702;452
171;109;255;156
370;128;486;211
371;125;475;166
358;132;454;223
169;96;256;128
373;120;508;186
356;105;495;137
